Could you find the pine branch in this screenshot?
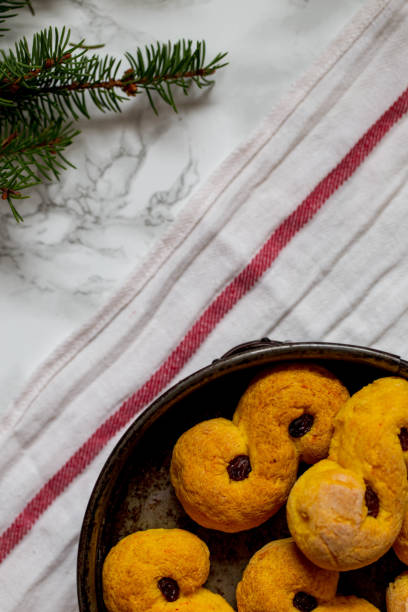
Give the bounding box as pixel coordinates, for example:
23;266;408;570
0;0;33;37
0;28;228;120
0;27;228;220
0;119;79;220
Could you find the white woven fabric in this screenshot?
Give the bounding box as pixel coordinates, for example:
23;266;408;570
2;0;408;609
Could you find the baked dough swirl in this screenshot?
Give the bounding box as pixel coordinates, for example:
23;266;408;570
287;377;408;571
236;538;378;611
102;528;234;611
170;363;349;532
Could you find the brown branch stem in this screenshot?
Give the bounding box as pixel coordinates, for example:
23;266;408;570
0;136;61;158
2;53;72;94
0;66;214;99
1;187;21;200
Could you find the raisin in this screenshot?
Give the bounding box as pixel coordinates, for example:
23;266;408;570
365;485;379;518
227;455;252;481
158;577;179;602
399;427;408;451
289;414;314;438
293;591;318;611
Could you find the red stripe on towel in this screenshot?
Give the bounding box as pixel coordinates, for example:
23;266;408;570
2;85;408;563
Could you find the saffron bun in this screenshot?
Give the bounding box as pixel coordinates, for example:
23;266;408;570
236;538;378;611
287;377;408;571
170;363;349;532
102;528;234;612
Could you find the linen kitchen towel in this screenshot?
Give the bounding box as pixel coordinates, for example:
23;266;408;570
2;0;408;609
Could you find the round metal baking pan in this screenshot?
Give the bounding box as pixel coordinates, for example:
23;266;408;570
77;340;408;611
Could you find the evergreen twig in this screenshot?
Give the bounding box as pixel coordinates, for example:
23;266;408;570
0;0;32;36
0;25;227;221
1;119;79;220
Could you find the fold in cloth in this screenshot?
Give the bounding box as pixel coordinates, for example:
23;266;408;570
2;0;408;609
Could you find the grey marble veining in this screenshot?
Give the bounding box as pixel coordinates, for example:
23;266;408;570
1;0;367;411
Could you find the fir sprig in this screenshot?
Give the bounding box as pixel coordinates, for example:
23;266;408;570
0;0;33;36
0;26;227;220
1;119;79;220
1;29;227;119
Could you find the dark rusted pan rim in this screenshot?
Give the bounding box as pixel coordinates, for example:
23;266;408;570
77;340;408;612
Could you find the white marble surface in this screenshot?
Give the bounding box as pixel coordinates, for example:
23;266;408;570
1;0;367;412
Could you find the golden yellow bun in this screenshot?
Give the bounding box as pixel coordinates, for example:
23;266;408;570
287;377;408;570
236;538;378;611
236;538;338;611
102;528;234;612
386;572;408;612
170;363;349;532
